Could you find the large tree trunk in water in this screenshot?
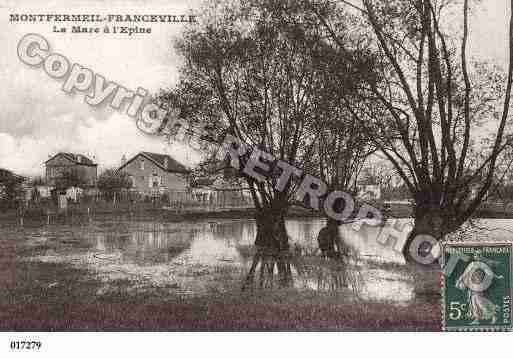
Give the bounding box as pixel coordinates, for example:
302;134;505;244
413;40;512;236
242;209;293;290
402;209;447;300
402;208;445;266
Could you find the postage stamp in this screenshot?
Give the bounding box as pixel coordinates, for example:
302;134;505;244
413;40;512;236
442;242;512;331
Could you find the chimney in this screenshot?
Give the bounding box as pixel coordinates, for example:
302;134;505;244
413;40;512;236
121;154;127;165
77;155;82;163
164;157;169;169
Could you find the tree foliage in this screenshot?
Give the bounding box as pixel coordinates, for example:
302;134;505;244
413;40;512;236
0;169;25;209
54;169;86;191
97;169;132;200
316;0;513;242
157;0;378;248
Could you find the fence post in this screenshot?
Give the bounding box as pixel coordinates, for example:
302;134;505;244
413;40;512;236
17;203;24;227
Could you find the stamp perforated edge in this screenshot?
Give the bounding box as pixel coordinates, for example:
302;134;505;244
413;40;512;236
441;241;513;332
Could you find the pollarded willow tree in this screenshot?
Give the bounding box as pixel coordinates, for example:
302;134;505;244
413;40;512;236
316;0;513;259
162;0;324;254
157;0;378;279
308;38;377;199
305;38;377;238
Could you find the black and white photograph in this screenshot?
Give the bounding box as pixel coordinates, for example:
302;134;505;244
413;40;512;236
1;0;513;351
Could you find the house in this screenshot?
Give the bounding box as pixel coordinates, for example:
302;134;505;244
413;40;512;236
45;152;97;187
117;152;189;195
65;186;84;202
0;168;25;201
0;168;24;182
34;185;52;198
189;160;253;209
357;175;382;201
190;177;252;209
359;184;382;201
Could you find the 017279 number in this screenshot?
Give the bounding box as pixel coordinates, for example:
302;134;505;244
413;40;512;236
10;341;42;350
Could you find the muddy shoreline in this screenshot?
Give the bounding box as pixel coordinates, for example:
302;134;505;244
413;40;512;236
0;259;440;331
0;216;442;331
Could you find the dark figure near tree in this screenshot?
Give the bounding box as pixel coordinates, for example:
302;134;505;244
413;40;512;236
317;220;348;259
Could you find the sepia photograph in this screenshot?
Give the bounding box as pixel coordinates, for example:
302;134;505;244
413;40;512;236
1;0;513;349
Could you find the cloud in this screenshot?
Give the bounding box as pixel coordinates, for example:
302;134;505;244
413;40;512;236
0;111;199;176
0;0;202;176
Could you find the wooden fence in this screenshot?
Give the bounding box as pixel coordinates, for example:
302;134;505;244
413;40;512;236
165;189;254;212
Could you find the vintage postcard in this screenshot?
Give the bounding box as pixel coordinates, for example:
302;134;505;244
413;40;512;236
1;0;513;341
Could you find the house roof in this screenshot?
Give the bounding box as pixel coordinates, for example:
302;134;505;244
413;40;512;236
45;152;97;166
118;152;189;174
0;168;25;182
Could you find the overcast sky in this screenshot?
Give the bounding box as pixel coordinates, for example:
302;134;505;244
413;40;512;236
0;0;510;176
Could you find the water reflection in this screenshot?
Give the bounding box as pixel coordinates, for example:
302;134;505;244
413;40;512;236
360;268;414;302
25;217;418;303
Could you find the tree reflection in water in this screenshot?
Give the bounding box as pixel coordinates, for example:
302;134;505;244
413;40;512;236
242;242;363;296
242;248;293;290
294;246;364;296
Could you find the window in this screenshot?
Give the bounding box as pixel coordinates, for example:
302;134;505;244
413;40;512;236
150;173;161;188
140;159;145;170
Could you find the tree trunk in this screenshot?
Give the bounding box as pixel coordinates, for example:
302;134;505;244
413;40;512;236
402;208;445;265
242;208;293;290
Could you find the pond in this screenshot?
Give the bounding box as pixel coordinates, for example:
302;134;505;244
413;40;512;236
12;216;513;306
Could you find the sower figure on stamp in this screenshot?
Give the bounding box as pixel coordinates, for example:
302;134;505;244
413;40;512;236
455;257;504;325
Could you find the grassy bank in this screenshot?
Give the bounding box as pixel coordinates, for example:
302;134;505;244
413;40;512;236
0;229;441;331
0;259;439;331
0;202;323;225
2;200;513;225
